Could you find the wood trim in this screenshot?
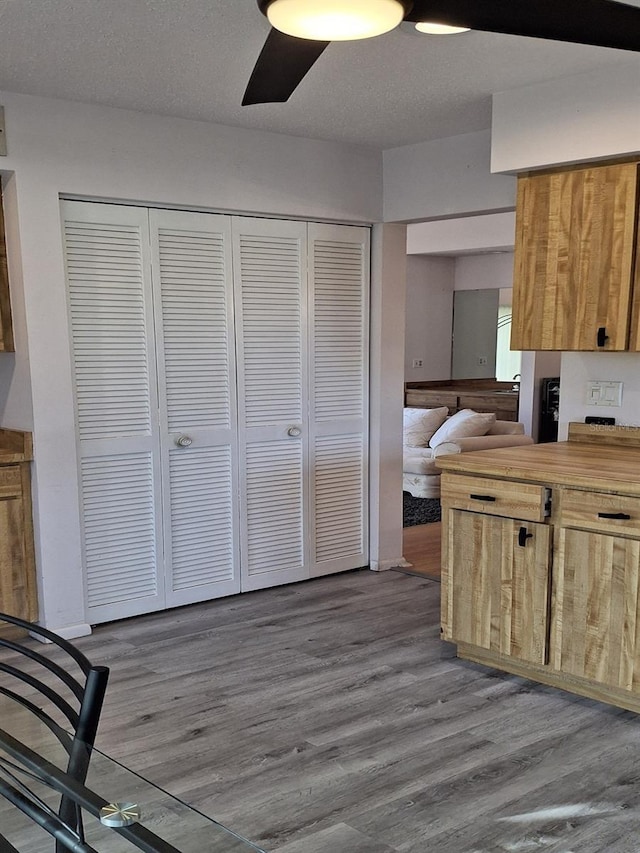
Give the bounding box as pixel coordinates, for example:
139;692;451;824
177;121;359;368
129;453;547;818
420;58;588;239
517;157;640;180
0;185;14;352
457;642;640;714
568;422;640;448
628;185;640;350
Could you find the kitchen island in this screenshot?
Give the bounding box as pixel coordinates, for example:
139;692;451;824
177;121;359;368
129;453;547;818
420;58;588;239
437;423;640;712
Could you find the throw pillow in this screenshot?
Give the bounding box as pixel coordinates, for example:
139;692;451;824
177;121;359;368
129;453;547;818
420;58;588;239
428;408;496;448
403;407;449;447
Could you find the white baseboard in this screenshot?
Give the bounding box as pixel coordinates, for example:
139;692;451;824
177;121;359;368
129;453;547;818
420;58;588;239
369;557;412;572
30;622;93;643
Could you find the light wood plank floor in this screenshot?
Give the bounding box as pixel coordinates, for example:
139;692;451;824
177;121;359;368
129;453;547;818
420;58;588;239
8;572;640;852
401;522;441;580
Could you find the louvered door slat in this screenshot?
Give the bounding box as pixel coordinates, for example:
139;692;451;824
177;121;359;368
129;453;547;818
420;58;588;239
309;224;369;576
236;230;303;427
66;219;152;441
150;209;240;607
168;447;235;591
81;453;158;607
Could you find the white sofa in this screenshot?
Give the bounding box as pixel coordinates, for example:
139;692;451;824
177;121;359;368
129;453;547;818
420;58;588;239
403;407;534;499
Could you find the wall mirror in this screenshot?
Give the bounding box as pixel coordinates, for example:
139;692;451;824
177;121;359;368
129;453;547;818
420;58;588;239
451;287;521;381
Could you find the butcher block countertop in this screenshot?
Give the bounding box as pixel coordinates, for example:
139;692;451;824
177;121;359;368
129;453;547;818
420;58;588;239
436;427;640;495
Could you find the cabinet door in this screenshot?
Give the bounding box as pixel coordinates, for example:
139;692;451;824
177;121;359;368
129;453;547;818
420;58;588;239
448;510;551;664
0;466;36;620
511;163;639;351
554;528;640;692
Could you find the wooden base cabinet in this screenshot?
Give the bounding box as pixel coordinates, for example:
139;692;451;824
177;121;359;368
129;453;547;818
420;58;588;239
0;432;37;621
440;433;640;713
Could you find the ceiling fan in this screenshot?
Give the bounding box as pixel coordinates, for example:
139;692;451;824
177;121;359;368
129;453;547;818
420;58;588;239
242;0;640;105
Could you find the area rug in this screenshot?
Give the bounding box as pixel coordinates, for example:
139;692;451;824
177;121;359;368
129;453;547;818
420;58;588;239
402;492;442;527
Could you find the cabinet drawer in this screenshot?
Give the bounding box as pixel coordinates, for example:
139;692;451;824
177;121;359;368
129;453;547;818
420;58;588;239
405;390;458;409
0;465;21;498
559;489;640;538
441;472;547;522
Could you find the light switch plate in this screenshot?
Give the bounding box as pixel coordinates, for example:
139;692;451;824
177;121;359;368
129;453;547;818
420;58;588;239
586;380;623;407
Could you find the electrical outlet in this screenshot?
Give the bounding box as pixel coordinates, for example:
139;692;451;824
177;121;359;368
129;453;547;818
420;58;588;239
412;358;423;368
477;356;488;366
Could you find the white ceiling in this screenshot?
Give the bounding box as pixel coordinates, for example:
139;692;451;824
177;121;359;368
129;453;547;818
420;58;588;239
1;0;639;150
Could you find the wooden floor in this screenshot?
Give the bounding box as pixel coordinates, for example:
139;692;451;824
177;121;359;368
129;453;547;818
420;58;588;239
48;571;640;853
401;522;441;579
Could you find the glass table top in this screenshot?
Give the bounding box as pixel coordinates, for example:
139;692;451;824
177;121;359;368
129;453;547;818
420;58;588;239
0;695;267;853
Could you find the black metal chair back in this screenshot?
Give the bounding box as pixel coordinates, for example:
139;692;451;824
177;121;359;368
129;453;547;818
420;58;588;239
0;611;109;851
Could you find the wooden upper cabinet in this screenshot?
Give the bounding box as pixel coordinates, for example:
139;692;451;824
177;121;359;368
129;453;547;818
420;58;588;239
0;185;14;352
511;162;640;352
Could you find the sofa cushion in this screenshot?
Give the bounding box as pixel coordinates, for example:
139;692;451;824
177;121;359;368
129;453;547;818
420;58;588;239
429;408;496;448
402;447;441;476
403;407;449;447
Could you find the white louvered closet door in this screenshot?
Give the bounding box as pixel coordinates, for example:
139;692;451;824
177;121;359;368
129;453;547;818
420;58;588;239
309;224;369;576
149;210;240;607
63;201;164;623
232;217;310;591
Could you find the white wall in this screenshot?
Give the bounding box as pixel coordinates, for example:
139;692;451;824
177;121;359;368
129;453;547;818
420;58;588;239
407;212;516;255
384;130;516;223
454;252;514;291
0;90;385;635
558;352;640;440
492;63;640;173
404;256;455;382
369;224;408;571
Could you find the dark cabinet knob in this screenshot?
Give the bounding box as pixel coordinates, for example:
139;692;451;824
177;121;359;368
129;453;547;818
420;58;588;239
597;327;609;347
518;526;533;547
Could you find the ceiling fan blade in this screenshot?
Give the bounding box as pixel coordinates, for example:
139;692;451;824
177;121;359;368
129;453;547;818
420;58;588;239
406;0;640;51
243;28;330;105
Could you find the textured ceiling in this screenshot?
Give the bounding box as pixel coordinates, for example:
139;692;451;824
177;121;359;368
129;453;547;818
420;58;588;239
0;0;638;149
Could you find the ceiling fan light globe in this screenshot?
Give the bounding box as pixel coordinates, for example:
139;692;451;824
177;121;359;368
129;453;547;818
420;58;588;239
414;21;470;34
265;0;406;41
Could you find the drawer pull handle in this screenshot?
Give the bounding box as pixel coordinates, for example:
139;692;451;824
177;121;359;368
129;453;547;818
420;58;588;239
597;326;609;348
470;494;496;502
518;526;533;547
598;511;632;520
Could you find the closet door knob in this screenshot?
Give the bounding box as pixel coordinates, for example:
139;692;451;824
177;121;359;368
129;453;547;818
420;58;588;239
287;426;302;437
175;434;193;447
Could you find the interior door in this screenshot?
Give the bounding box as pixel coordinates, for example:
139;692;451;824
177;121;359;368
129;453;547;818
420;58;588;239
232;217;309;591
150;209;240;607
63;201;165;623
308;223;369;576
